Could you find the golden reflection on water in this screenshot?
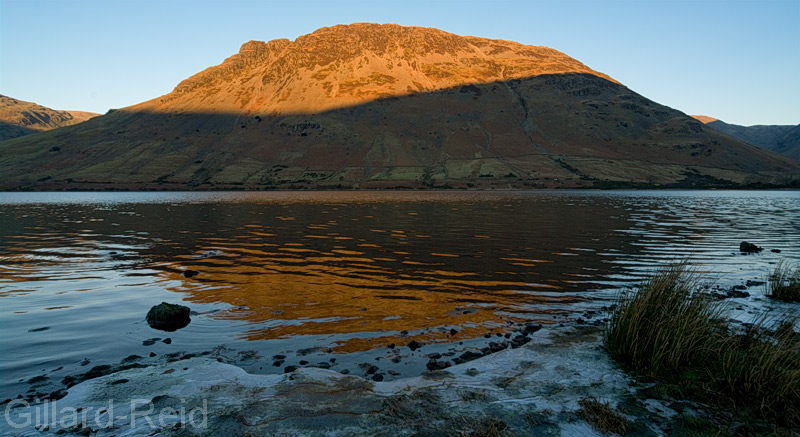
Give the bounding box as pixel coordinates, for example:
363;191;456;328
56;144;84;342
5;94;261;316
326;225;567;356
151;198;623;353
162;258;575;353
1;192;643;356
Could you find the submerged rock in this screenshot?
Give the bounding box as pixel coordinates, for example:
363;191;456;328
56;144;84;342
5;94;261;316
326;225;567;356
145;302;191;331
524;323;542;335
407;340;423;351
454;350;484;364
426;359;451;371
727;288;750;298
510;334;531;348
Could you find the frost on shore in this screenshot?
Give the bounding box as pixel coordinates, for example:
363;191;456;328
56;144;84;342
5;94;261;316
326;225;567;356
4;325;647;436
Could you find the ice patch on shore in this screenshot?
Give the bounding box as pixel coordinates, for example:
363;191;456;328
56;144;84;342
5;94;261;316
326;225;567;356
3;326;649;436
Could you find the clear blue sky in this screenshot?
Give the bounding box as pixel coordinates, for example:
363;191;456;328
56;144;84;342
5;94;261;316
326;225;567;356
1;0;798;126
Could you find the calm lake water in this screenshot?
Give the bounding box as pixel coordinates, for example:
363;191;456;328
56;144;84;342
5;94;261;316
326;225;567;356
1;190;798;400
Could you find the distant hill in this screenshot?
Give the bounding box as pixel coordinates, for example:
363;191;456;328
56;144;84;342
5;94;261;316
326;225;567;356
1;23;798;190
692;115;800;161
0;95;99;141
774;125;800;161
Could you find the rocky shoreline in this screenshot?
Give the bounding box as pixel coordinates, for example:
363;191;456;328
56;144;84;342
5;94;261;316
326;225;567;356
6;308;789;436
5;324;642;436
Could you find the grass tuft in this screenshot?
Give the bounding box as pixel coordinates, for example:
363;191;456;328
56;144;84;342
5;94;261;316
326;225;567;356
524;408;555;427
607;262;800;429
716;315;800;425
457;388;491;402
766;260;800;302
668;414;727;437
576;396;629;435
449;415;508;437
605;262;724;376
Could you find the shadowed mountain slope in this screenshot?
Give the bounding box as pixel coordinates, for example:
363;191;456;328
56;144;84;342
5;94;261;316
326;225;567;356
693;115;800;162
774;125;800;161
2;23;798;190
0;95;98;141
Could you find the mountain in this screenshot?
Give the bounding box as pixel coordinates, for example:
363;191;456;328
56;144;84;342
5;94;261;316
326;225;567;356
692;116;800;162
774;125;800;161
1;23;798;190
0;95;99;141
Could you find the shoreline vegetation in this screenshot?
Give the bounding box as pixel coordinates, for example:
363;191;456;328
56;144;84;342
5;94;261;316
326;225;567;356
767;260;800;303
606;262;800;434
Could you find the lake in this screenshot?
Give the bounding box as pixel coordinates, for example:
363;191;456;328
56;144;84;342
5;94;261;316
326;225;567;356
1;190;798;401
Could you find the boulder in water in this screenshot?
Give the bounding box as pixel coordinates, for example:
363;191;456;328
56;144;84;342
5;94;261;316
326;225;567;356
146;302;191;331
739;241;763;254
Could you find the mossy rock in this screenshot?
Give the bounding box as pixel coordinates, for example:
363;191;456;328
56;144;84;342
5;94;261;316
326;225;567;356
146;302;191;331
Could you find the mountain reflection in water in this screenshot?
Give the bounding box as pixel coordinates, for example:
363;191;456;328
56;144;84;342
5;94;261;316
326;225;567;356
149;196;623;351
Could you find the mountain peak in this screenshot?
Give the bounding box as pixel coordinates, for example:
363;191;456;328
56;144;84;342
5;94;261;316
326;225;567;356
161;23;616;115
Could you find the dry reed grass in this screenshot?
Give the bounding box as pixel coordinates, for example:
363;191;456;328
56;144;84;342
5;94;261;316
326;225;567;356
605;262;724;375
766;260;800;302
607;262;800;428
